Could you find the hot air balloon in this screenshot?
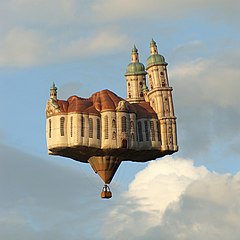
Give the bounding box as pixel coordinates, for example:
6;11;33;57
46;40;178;199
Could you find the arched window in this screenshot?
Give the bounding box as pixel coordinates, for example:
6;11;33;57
104;116;108;139
60;117;65;136
130;120;134;129
144;120;149;141
156;121;161;142
89;118;93;138
150;121;155;141
49;119;52;138
81;116;84;137
70;116;73;137
97;119;100;139
112;131;116;140
112;119;116;128
137;122;143;142
122;116;127;132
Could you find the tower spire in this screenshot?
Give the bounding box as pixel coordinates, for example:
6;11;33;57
50;82;57;100
131;45;139;63
150;38;158;55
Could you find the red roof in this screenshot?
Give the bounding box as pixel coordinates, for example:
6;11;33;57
57;89;157;119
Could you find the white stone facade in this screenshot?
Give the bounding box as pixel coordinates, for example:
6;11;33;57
46;40;178;162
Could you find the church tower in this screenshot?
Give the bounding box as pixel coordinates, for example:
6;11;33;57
125;46;147;103
146;39;178;152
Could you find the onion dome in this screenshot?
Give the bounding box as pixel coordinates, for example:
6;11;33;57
125;46;147;76
146;39;167;69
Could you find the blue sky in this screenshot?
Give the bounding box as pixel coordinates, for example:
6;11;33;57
0;0;240;239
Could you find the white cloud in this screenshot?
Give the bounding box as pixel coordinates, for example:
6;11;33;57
1;144;240;240
0;28;51;67
168;48;240;159
0;28;129;67
103;156;240;240
61;29;129;59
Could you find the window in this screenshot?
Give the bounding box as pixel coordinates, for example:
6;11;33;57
122;116;127;132
112;131;116;140
137;122;143;142
140;92;143;97
60;117;65;136
70;116;73;137
139;82;142;85
112;119;116;128
128;82;130;86
144;121;149;141
156;121;161;141
97;119;100;139
49;119;52;138
104;116;108;139
150;121;155;141
130;120;134;129
160;71;164;76
89;118;93;138
128;93;131;98
81;116;84;137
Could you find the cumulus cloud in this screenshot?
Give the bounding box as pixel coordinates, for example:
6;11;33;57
1;144;240;240
103;156;240;240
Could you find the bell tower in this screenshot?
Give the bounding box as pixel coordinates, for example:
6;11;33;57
146;39;178;152
125;46;147;103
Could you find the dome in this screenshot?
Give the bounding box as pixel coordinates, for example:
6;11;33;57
146;54;167;69
125;62;147;76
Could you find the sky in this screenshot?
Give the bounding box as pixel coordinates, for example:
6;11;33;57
0;0;240;239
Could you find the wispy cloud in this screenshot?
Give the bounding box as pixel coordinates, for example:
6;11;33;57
0;27;129;67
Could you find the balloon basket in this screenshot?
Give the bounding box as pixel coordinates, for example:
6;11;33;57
101;185;112;199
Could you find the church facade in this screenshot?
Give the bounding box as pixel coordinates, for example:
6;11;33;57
46;39;178;165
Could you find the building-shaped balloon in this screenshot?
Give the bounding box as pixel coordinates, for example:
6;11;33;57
46;39;178;196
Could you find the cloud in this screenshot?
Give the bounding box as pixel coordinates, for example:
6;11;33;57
0;27;129;67
1;145;240;239
103;156;240;240
0;28;51;67
61;29;129;59
0;143;110;240
0;0;239;68
92;0;240;23
141;172;240;240
169;48;240;159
